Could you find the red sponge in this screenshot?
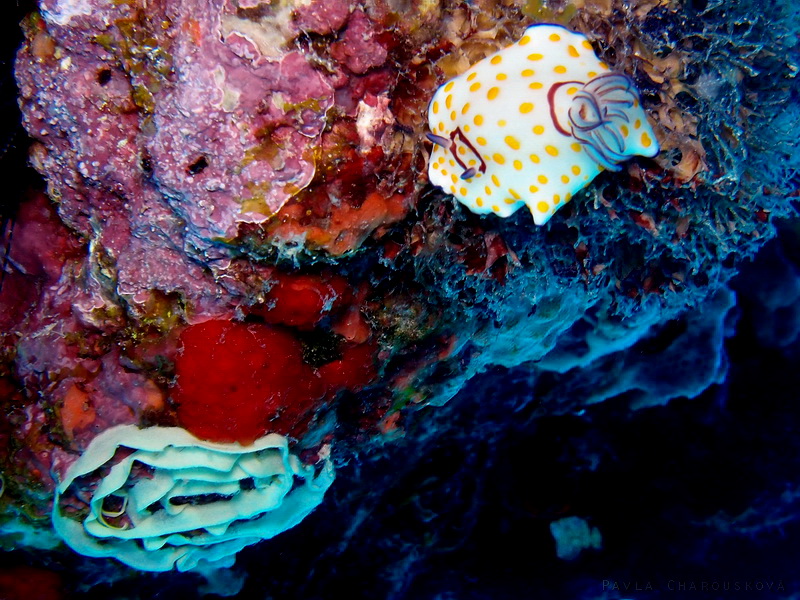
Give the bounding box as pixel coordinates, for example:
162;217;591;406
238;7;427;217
173;320;323;444
258;273;351;330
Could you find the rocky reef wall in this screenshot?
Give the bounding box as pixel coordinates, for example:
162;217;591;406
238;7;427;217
0;0;798;597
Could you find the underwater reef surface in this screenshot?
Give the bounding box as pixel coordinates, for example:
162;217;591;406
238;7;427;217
0;0;799;597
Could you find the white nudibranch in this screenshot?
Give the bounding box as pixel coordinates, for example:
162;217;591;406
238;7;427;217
426;24;659;225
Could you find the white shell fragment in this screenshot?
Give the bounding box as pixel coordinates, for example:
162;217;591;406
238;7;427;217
427;24;659;224
52;425;334;572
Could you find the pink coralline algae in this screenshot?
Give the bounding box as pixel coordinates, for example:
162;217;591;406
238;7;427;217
293;0;350;35
330;9;389;75
14;0;418;285
17;0;339;291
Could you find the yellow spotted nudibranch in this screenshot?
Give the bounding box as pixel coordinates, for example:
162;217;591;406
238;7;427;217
426;24;659;225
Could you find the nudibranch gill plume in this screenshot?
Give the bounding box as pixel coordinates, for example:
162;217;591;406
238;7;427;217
426;24;659;225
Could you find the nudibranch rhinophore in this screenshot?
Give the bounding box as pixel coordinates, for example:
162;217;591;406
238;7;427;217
426;24;659;225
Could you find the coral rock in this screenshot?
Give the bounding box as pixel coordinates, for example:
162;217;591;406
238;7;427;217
331;10;388;75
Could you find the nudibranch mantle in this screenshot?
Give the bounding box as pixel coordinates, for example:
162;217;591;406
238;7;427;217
426;24;659;225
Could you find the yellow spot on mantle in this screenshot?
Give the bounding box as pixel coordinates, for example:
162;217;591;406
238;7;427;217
505;135;521;150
